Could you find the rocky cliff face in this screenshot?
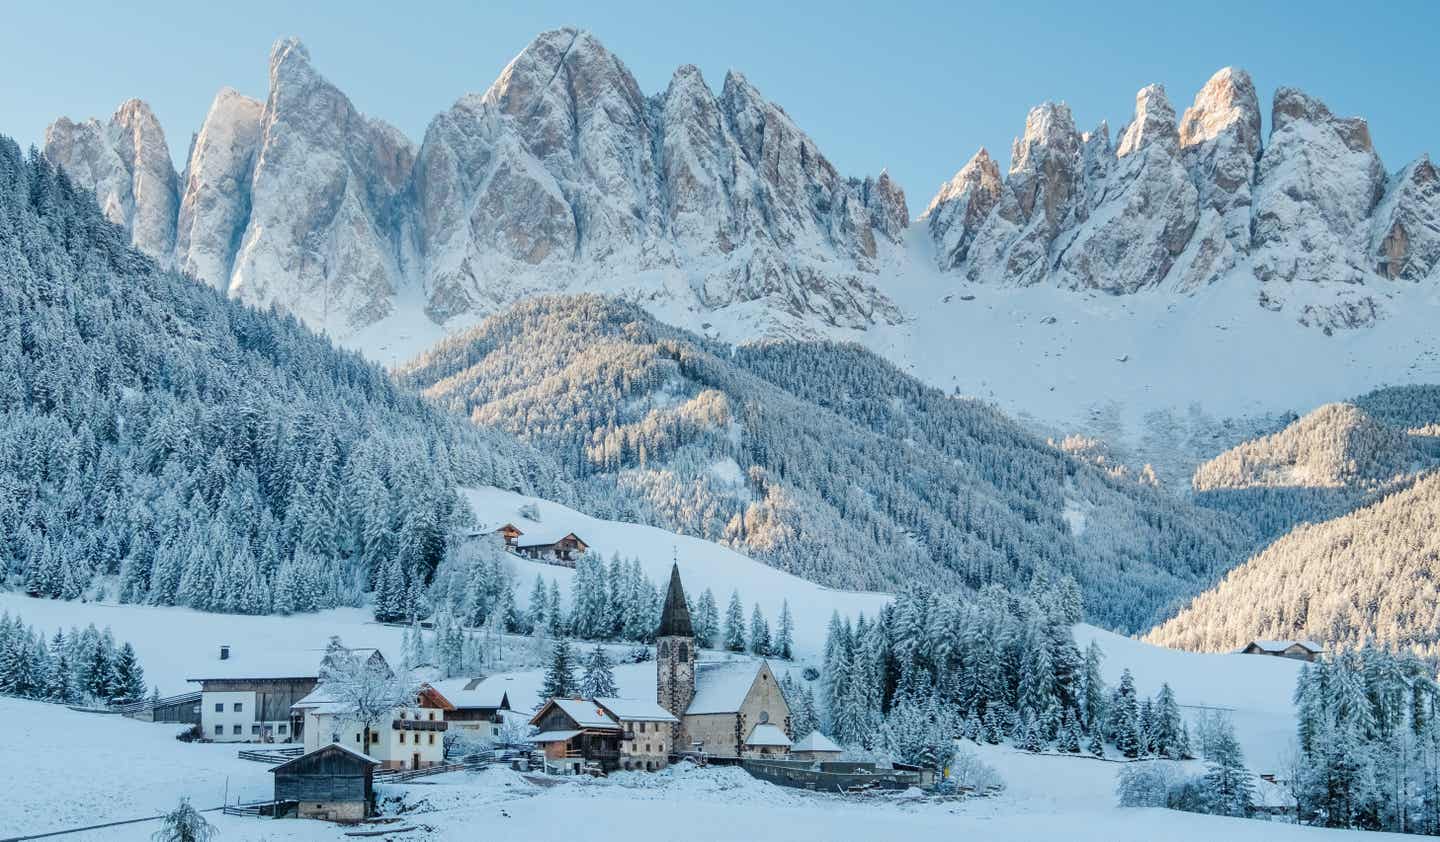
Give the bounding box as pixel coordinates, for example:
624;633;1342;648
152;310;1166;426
921;66;1436;320
44;99;179;260
44;41;1437;342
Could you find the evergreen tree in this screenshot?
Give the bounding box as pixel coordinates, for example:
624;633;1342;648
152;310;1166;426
579;645;618;698
1060;709;1083;753
527;573;548;634
1152;683;1187;759
1109;668;1142;758
1088;727;1105;758
539;639;577;702
774;600;794;660
694;588;719;649
1201;716;1253;818
749;603;771;656
723;590;747;653
111;642;146;701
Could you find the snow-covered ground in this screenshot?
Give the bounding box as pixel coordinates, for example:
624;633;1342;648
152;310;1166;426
8;700;1405;842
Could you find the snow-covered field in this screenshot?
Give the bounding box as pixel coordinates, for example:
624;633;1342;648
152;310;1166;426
6;699;1405;842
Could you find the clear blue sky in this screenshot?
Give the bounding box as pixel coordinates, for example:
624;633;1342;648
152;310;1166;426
4;0;1435;207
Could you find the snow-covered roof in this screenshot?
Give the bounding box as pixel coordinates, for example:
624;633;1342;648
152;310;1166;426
1244;639;1323;653
745;723;792;747
291;685;345;714
430;676;511;710
549;698;620;729
514;525;585;547
270;742;379;772
791;731;842;753
189;647;384;683
529;730;583;743
687;662;762;715
593;697;679;723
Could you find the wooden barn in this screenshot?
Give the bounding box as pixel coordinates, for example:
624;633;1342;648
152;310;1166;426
271;743;378;823
514;529;588;566
529;698;622;773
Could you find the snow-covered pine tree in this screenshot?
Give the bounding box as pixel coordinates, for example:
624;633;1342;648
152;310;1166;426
749;604;771;656
723;590;747;653
694;588;719;649
774;600;794;660
539;639;577;703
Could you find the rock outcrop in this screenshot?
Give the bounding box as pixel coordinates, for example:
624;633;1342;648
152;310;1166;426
919;148;1002;270
175;88;264;290
1370;155;1440;281
44;99;179;260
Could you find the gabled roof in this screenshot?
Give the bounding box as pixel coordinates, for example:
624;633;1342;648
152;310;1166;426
593;697;679;723
514;526;586;548
745;723;792;747
687;661;763;715
292;681;443;715
188;649;328;682
429;676;512;710
791;731;842;753
270;743;378;774
657;563;693;638
1245;639;1323;654
529;730;583;743
530;698;621;730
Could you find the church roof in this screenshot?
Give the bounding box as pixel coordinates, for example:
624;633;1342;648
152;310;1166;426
657;563;694;638
745;723;792;747
687;661;763;715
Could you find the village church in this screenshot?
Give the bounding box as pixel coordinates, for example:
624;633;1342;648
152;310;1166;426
656;565;792;758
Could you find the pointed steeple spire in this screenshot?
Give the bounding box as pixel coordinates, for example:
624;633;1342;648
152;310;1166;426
657;563;693;638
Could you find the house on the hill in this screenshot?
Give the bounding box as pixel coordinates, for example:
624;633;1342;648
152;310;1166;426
529;698;625;773
430;676;513;741
293;683;451;770
514;528;588;566
188;644;387;743
271;743;378;823
1239;640;1323;662
654;564;793;759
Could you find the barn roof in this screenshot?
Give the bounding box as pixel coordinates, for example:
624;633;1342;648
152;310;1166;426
687;661;762;715
791;731;842;753
514;526;585;548
529;730;583;743
657;564;694;638
1244;639;1323;654
531;698;621;730
189;647;385;683
270;743;379;773
593;697;679;723
745;723;792;747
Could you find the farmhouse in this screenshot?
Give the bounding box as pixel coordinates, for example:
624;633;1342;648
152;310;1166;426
514;527;588;566
430;675;513;740
655;565;793;759
1239;640;1324;662
529;698;625;773
292;682;451;771
271;742;378;823
594;697;680;771
186;644;387;742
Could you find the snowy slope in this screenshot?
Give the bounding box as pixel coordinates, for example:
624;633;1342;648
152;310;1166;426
461;486;893;657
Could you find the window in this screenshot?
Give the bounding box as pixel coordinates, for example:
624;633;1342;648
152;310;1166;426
638;722;645;733
232;724;241;735
355;733;362;743
429;734;435;745
278;724;287;734
678;642;689;661
400;733;406;744
233;702;243;712
428;712;435;721
371;731;380;744
400;711;407;720
251;724;260;735
214;703;223;713
214;724;222;735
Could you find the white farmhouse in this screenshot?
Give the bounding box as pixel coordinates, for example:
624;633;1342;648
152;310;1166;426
293;683;452;771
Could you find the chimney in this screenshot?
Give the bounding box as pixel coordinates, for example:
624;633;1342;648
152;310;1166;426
219;645;231;661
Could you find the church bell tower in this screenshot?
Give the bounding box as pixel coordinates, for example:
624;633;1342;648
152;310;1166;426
656;563;696;748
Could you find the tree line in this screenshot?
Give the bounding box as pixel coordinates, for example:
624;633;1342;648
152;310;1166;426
0;610;146;704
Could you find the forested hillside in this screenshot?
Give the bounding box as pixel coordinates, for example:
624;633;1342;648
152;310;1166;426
1191;402;1429;541
398;295;1259;632
0;140;566;615
1148;470;1440;657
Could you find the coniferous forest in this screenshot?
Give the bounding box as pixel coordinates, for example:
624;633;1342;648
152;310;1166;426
0;140;567;616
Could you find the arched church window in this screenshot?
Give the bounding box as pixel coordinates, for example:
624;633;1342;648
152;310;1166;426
659;640;670;658
678;642;689;661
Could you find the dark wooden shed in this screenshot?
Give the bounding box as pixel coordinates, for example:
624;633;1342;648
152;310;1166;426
271;743;378;823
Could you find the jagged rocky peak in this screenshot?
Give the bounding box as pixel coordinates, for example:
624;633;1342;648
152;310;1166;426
1116;84;1179;157
175;87;264;289
1252;86;1386;286
1179;67;1261;157
1074;123;1112;222
228;36;416;331
1055;83;1198;293
1371;154;1440;281
921;148;1003;269
43;97;179;260
862;169;909;243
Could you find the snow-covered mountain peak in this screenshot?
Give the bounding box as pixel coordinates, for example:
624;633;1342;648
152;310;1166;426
1116;84;1179;158
1179;67;1261;153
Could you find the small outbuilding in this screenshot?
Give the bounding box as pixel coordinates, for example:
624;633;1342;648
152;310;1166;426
790;730;844;762
271;743;378;823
